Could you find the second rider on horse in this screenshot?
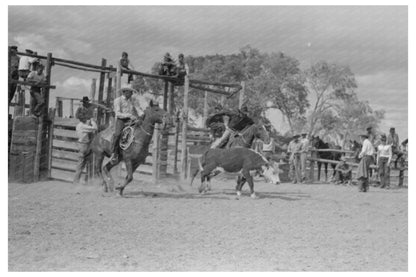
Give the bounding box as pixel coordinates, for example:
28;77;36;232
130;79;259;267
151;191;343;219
208;105;254;149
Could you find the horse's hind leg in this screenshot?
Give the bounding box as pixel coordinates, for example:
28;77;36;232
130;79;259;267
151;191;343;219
236;175;246;197
115;159;134;197
102;160;117;192
324;163;329;182
95;153;106;192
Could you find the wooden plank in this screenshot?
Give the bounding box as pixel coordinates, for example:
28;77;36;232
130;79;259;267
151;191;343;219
310;149;354;154
54;117;79;128
53;140;79;152
53;128;78;139
52;157;80;171
12;130;38;137
52;149;79;162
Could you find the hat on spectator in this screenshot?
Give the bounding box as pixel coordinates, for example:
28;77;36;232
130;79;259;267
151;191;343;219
390;127;395;131
118;83;138;95
25;49;33;54
380;134;387;141
293;134;300;139
359;134;368;138
80;96;90;103
10;46;18;50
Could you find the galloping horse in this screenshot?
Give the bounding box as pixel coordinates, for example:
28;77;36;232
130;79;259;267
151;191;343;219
311;136;342;182
91;101;169;196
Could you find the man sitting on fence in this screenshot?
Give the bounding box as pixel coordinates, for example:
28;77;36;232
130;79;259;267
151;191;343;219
73;117;97;185
26;63;46;117
334;155;352;185
109;85;140;163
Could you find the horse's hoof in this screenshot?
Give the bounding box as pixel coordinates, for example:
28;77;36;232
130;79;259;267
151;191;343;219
250;193;258;199
115;186;124;196
236;191;242;197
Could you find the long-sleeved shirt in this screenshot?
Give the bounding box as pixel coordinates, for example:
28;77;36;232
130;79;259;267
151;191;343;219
113;95;138;119
387;133;399;148
76;120;97;143
359;138;375;158
377;144;392;160
18;56;35;71
300;138;309;153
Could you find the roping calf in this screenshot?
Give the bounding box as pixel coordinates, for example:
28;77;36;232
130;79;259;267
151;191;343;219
190;148;280;198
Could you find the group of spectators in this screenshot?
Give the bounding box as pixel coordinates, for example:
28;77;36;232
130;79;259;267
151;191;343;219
9;46;45;117
282;126;408;192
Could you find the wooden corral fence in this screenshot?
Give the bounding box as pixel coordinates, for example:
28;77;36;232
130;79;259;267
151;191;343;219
8;48;243;184
307;148;408;185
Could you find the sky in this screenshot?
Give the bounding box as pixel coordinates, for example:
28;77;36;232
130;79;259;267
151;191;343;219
8;5;408;139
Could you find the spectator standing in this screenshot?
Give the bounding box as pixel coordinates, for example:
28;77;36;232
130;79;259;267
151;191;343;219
287;135;302;184
18;49;35;82
357;134;375;192
9;46;20;104
300;133;309;183
73;118;97;184
387;127;400;167
397;139;408;187
376;134;392;189
26;63;46;117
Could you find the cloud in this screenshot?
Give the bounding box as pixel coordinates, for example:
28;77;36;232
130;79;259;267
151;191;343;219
54;76;91;99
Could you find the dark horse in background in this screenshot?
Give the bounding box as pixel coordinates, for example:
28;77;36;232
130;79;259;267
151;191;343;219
91;101;169;196
311;136;342;182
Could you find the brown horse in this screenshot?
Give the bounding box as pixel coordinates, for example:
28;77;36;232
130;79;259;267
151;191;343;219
91;101;169;196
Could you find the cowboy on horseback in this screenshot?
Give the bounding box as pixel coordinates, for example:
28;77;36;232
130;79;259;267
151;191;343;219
209;105;254;149
109;84;142;163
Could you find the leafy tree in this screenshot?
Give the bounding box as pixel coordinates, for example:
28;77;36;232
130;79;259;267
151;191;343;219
305;61;357;135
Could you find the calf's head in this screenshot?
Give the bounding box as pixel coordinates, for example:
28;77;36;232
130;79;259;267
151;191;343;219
261;164;280;185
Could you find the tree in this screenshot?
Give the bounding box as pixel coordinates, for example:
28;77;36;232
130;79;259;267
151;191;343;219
305;61;357;136
313;93;385;146
246;52;309;133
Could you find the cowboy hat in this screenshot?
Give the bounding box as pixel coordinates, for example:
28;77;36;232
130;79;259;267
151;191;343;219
80;96;90;103
118;83;139;95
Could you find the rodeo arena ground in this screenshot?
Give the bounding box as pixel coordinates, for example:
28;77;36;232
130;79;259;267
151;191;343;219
7;47;408;272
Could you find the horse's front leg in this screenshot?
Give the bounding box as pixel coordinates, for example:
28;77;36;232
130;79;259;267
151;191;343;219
115;159;134;197
236;175;246;198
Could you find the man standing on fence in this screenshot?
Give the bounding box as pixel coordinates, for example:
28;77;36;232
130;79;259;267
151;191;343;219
75;97;94;121
9;45;20;104
109;86;139;163
357;134;375;192
300;133;309;183
26;63;46;117
73;117;97;185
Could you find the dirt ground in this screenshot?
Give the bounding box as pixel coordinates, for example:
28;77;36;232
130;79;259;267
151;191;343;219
8;176;408;271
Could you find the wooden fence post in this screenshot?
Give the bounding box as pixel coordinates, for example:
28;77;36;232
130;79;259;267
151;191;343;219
97;58;107;125
180;76;189;180
173;114;180;174
152;123;160;183
239;81;245;109
105;65;113;125
202;91;208;128
116;64;121;97
70;99;74;118
33;117;43;182
47;108;56;179
163;80;168;111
